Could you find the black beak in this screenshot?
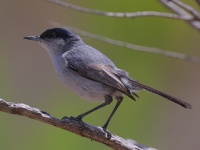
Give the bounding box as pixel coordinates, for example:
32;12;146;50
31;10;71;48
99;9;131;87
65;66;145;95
23;36;41;41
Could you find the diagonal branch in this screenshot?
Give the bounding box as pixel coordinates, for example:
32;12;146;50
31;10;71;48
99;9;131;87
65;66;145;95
0;98;157;150
160;0;200;30
196;0;200;6
50;21;200;64
44;0;200;63
46;0;200;31
171;0;200;19
46;0;189;20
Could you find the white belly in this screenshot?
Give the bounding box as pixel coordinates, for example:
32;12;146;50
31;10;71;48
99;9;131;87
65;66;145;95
61;69;115;102
52;57;115;102
43;47;119;102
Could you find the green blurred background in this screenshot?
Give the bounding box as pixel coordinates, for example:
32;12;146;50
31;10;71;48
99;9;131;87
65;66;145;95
0;0;199;150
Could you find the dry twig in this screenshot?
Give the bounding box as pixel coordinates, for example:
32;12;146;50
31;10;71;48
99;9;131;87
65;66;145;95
47;0;190;20
46;0;200;63
0;98;157;150
50;21;200;64
160;0;200;30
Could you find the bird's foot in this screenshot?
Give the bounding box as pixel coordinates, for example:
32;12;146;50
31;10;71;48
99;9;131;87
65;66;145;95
62;116;69;120
71;115;87;131
62;115;86;130
69;115;83;122
69;115;85;127
102;125;112;139
62;115;83;123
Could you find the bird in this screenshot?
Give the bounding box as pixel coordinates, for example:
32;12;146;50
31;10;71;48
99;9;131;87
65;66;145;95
24;28;192;137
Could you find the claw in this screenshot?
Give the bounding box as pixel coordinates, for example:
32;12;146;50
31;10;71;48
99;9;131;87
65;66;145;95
102;126;112;139
69;116;83;122
62;116;69;120
105;130;112;139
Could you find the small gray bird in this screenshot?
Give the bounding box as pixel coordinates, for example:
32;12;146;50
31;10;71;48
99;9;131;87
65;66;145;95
24;28;192;135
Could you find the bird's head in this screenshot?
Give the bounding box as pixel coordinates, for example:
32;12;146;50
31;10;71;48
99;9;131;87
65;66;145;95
24;28;82;53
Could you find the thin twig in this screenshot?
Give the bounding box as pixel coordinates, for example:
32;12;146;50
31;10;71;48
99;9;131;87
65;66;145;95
196;0;200;6
50;21;200;64
160;0;200;30
0;98;157;150
47;0;200;31
171;0;200;19
160;0;193;16
46;0;190;20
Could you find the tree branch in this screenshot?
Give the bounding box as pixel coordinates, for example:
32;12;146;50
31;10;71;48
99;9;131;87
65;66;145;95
45;0;200;64
171;0;200;19
46;0;200;31
50;20;200;64
160;0;200;31
46;0;190;20
196;0;200;6
0;98;157;150
47;0;200;30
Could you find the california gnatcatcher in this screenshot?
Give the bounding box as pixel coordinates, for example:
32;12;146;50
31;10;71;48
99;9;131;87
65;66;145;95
24;28;192;135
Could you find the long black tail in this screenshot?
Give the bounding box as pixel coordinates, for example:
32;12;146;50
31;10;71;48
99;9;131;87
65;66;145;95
130;80;192;109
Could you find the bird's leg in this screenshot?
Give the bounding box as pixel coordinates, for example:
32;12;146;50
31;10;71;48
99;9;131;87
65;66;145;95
102;96;123;139
68;95;113;122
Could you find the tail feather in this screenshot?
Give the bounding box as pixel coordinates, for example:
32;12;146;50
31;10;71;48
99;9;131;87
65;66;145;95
129;80;192;109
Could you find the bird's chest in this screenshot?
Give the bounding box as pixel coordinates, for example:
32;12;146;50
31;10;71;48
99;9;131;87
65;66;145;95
52;57;111;102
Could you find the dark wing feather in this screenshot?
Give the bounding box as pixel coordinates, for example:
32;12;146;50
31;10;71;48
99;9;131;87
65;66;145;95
69;63;135;100
63;45;135;100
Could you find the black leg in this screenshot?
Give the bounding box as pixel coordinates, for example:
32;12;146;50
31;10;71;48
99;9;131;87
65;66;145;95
102;96;123;131
73;95;113;121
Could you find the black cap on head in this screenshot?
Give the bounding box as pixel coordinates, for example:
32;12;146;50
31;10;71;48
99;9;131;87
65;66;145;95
40;28;75;40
